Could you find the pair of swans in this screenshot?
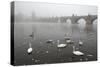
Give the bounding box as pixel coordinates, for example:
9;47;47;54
57;40;84;56
64;33;83;45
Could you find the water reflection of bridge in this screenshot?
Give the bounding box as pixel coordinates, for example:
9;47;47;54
58;14;97;24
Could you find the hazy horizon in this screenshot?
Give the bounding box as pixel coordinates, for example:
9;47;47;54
15;1;97;17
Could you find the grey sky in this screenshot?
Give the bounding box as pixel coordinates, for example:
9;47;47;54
15;1;97;17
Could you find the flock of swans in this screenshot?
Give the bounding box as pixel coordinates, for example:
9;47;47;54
26;32;93;62
27;32;84;54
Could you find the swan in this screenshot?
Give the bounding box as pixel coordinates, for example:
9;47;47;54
57;40;67;48
72;46;84;56
87;54;93;57
66;39;71;43
79;40;83;46
27;42;33;54
46;39;53;43
64;33;70;40
29;32;34;38
64;33;73;44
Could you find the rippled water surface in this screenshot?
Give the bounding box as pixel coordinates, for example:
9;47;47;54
14;20;97;65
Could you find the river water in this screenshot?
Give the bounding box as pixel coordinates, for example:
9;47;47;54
14;20;97;65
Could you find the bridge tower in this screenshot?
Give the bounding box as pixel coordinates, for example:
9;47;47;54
70;14;79;24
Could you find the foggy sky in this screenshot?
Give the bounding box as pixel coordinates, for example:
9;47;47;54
15;1;97;17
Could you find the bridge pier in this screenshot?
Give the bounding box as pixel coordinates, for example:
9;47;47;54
70;17;79;24
85;19;93;24
84;15;97;24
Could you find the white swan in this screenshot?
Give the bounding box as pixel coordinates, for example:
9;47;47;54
57;40;67;48
79;40;83;46
46;39;53;43
72;46;84;56
66;39;71;43
27;42;33;54
64;33;72;44
64;33;70;40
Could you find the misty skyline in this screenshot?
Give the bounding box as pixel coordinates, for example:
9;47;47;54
15;1;97;17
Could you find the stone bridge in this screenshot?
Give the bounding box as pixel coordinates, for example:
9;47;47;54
58;14;97;24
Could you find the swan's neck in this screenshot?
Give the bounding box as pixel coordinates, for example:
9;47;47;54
57;40;60;45
32;32;34;37
29;43;32;48
65;34;67;37
73;46;75;52
79;40;81;42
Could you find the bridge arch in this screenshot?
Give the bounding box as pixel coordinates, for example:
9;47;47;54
66;18;72;24
57;15;97;24
77;18;87;24
75;16;97;24
93;19;97;24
